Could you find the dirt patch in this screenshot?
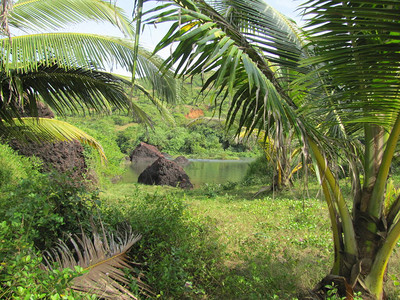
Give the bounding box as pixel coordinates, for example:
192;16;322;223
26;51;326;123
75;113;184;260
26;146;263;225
185;108;204;119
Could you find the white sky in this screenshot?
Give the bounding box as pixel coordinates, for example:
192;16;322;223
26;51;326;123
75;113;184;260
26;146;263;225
66;0;304;73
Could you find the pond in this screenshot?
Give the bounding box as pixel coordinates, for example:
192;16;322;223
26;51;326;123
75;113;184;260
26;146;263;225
121;158;254;188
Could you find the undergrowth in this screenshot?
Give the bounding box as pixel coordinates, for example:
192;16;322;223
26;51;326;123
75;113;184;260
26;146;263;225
2;140;400;299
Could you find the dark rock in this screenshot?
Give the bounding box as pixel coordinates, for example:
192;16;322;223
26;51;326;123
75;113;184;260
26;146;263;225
9;139;88;183
138;157;193;189
130;142;164;162
8;101;90;184
18;102;55;119
174;155;190;166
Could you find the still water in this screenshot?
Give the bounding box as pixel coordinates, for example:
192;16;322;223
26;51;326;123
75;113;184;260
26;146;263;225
121;158;253;188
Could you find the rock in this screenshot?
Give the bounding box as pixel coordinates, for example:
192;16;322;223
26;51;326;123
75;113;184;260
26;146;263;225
174;155;190;166
9;139;88;183
8;101;90;185
18;102;55;119
138;157;193;189
130;142;164;162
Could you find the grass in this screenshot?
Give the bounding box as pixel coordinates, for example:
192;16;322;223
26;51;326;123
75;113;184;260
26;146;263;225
100;179;400;299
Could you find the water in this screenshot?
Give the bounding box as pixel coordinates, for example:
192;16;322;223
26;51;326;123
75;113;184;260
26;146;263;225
121;158;253;188
183;158;252;187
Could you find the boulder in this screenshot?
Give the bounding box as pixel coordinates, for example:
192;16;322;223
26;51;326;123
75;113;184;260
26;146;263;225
138;157;193;189
174;155;190;166
9;139;87;182
8;102;90;184
130;142;164;162
18;101;55;119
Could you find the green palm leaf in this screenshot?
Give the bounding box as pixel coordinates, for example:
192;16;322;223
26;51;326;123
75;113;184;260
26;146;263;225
0;64;131;123
7;0;134;38
0;32;177;104
146;0;307;138
5;117;107;162
301;0;400;130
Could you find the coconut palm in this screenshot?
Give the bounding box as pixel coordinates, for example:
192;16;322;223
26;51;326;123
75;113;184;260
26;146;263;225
144;0;400;298
0;0;176;148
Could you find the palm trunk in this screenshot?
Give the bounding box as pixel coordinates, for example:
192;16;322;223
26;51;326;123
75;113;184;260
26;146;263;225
308;116;400;299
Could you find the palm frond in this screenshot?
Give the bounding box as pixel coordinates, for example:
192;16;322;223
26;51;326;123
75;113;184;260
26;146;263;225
301;0;400;129
8;0;134;38
0;32;178;104
1;33;135;74
0;64;131;123
0;0;12;38
4;117;107;162
146;0;305;139
43;227;152;299
207;0;308;69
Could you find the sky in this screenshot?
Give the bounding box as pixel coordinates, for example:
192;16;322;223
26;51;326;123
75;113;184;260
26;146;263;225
66;0;304;74
69;0;304;57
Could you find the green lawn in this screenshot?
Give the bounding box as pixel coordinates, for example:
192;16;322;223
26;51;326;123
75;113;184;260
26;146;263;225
100;181;400;299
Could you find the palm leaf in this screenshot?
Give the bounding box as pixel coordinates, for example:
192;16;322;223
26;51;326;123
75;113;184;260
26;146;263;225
7;0;134;38
5;117;107;162
145;0;312;141
1;33;134;74
0;32;177;104
301;0;400;129
0;64;131;123
43;227;152;299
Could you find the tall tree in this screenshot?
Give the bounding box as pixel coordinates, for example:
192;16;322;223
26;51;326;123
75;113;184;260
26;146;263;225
144;0;400;298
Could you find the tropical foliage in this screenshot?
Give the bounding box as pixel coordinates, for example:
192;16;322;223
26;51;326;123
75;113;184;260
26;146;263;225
0;0;179;298
144;0;400;298
0;0;176;147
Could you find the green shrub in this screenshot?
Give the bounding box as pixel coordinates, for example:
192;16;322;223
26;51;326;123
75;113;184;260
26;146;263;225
0;221;88;300
61;116;127;185
111;114;131;126
0;143;41;190
0;171;97;250
100;190;224;298
242;155;274;185
116;124;144;155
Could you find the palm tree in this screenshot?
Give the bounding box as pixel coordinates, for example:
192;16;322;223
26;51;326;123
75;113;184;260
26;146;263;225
0;0;176;149
144;0;400;298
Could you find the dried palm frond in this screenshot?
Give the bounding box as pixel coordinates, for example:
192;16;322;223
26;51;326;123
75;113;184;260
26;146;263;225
43;227;152;299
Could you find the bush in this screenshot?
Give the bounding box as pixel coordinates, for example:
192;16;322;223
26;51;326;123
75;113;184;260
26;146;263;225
242;155;274;185
0;169;98;250
0;221;87;300
116;124;144;155
62;116;127;185
100;190;224;298
0;143;41;191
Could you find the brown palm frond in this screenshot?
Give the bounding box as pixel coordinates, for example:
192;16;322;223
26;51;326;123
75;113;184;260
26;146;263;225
43;227;153;299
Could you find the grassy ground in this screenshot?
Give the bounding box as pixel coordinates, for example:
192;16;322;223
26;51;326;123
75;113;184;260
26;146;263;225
101;180;400;299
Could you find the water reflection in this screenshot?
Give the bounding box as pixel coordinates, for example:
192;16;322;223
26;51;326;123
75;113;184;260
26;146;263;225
121;158;253;188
